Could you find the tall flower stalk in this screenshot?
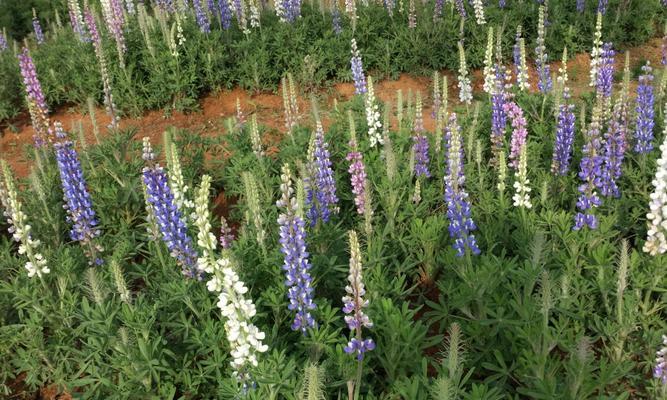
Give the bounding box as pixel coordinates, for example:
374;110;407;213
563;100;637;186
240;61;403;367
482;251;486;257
490;66;507;164
574;103;604;230
0;160;49;278
18;47;51;145
277;164;317;333
514;26;529;91
634;63;655;155
365;77;383;147
444;113;480;257
457;41;472;104
54;123;103;265
32;9;45;44
306;121;339;225
346;113;367;215
412;94;431;178
589;12;603;88
535;6;552;93
551;88;576;176
644;116;667;255
512;144;532;209
350;39;367;95
505;101;528;169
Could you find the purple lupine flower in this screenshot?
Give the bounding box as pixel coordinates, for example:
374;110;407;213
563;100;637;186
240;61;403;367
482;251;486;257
455;0;467;18
574;111;604;230
193;0;211;33
18;47;51;145
346;140;367;215
413;134;431;178
350;39;367;95
600;102;626;197
490;66;507;163
54;123;103;265
434;0;444;19
343;231;374;361
0;32;7;51
277;165;316;333
577;0;585;12
306;122;339;225
142;139;200;279
219;216;235;249
499;0;506;8
655;335;667;384
551;90;576;176
156;0;175;12
505;101;528;169
207;0;218;15
332;8;342;35
634;63;655;154
662;31;666;66
219;0;232;29
597;0;608;14
444;113;480;257
103;0;126;54
33;15;45;44
284;0;302;22
233;0;244;23
596;42;615;99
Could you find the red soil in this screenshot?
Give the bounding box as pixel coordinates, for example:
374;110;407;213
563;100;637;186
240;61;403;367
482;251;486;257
1;38;664;178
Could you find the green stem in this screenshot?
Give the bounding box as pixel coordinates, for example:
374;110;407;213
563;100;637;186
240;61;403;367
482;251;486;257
353;358;363;400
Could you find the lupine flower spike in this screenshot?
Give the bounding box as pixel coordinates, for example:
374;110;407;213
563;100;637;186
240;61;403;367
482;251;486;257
654;335;667;384
219;216;235;249
365;77;383;147
346;112;367;215
457;41;473;104
444;113;480;256
634;63;655;154
277;164;317;333
32;9;45;44
0;160;49;278
589;12;603;88
482;27;495;94
471;0;485;24
490;66;507;164
514;26;529;91
0;30;7;52
412;93;430;178
512;144;532;208
54;123;103;265
505;101;528;169
535;6;552;93
343;230;375;360
164;133;194;220
574;104;604;230
350;39;367;95
18;47;51;145
551;88;576;176
142;138;200;278
306;121;339;225
644;113;667;255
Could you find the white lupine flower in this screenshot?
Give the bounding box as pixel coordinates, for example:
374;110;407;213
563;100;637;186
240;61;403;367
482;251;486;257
517;37;530;91
165;140;194;220
644;114;667;255
365;76;383;147
0;159;49;278
192;174;268;379
457;41;472;104
589;12;603;88
472;0;486;24
512;144;532;209
482;27;495;94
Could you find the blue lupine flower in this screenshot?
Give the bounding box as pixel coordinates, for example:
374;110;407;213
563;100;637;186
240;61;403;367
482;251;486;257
597;0;608;14
634;63;655;154
332;8;342;35
596;42;615;99
577;0;585;12
33;16;45;44
434;0;444;19
0;32;7;51
491;65;507;162
350;39;367;95
574;114;603;230
600;102;627;197
499;0;506;8
413;134;431;178
142;138;200;278
193;0;211;33
551;90;576;176
455;0;467;18
444;113;480;257
277;165;316;333
219;0;232;29
54;123;102;264
306;122;339;226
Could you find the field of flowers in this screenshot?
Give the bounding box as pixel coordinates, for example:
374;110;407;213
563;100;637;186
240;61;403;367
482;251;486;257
2;0;667;399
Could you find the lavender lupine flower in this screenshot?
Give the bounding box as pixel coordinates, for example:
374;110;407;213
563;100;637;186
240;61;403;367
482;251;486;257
413;135;431;178
54;123;103;265
490;66;507;164
142;138;200;278
347;119;367;214
18;47;51;145
577;0;585;12
634;63;655;154
85;8;119;129
499;0;505;8
655;336;667;384
125;0;136;14
455;0;467;18
193;0;211;33
277;164;316;333
596;43;615;99
350;39;367;95
207;0;217;15
306;121;339;225
433;0;444;20
535;6;553;93
219;216;235;249
0;31;7;51
343;230;375;360
444;113;480;257
101;0;126;56
597;0;608;14
600;101;626;197
32;12;45;44
156;0;175;12
505;101;528;169
68;0;88;41
332;8;342;34
574;105;604;230
219;0;232;29
551;89;576;175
